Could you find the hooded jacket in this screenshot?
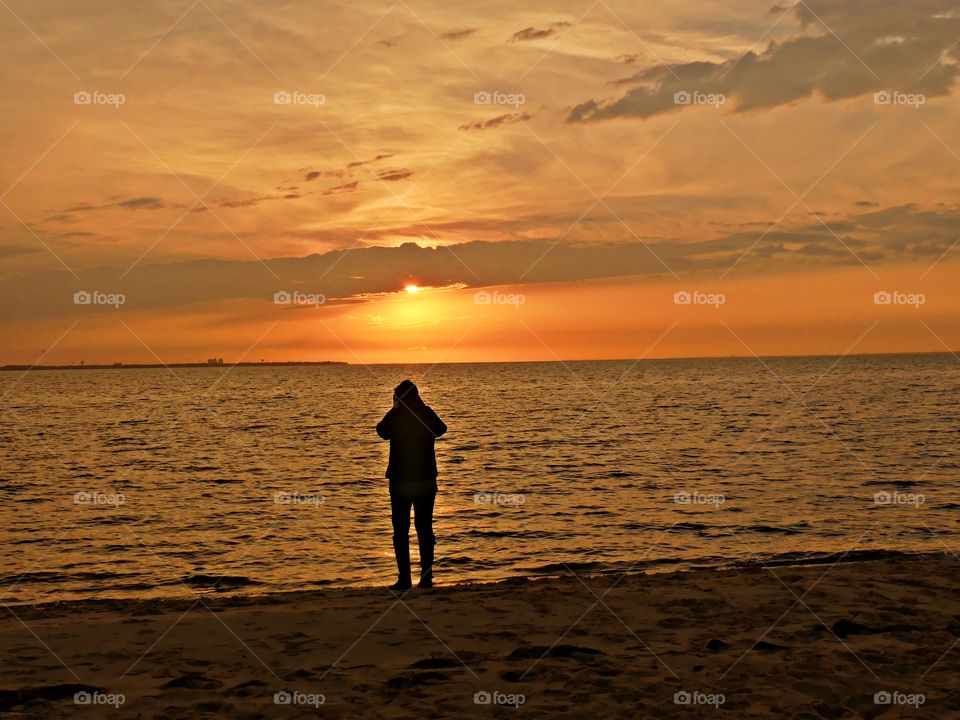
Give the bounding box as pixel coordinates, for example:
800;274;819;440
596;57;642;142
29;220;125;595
376;398;447;496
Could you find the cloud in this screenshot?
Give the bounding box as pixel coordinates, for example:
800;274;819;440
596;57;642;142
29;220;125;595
304;154;392;183
346;153;393;168
509;21;571;43
855;200;880;207
440;27;478;41
0;246;38;260
322;181;359;195
4;202;958;323
459;112;531;131
117;197;166;210
62;197;172;213
569;0;960;122
376;168;414;182
215;192;302;208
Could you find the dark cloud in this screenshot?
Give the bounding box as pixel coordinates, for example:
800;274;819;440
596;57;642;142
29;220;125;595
62;197;171;214
304;154;391;183
4;203;958;323
509;22;571;43
855;200;880;207
117;197;166;210
440;27;478;41
322;181;359;195
569;0;960;122
346;153;393;168
459;112;531;131
377;168;414;182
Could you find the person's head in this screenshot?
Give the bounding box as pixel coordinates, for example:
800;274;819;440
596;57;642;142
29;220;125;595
393;379;420;406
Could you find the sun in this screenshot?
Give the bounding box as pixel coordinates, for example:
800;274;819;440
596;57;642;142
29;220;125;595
404;284;420;294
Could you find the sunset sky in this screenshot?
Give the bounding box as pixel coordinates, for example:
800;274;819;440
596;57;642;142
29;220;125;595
1;0;959;364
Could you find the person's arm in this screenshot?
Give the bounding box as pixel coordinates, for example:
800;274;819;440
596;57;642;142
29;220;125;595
426;407;447;438
376;409;394;439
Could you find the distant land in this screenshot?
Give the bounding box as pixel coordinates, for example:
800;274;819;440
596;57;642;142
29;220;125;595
0;361;348;372
1;350;957;372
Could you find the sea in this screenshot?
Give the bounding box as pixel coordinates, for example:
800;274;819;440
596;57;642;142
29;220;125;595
1;354;957;605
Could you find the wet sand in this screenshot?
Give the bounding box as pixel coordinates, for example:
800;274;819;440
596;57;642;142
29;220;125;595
1;555;957;718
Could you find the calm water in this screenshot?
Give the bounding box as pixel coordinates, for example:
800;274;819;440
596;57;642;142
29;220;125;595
1;356;958;604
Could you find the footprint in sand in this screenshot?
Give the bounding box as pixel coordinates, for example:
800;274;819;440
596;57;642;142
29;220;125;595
161;673;223;690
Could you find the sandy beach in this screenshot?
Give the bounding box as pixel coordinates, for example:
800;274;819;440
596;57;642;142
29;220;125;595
1;554;957;718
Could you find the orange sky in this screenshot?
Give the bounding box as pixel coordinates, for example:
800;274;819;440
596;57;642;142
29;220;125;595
1;0;959;365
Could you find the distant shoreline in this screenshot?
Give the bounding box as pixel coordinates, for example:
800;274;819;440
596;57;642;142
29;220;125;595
0;361;348;372
1;349;957;372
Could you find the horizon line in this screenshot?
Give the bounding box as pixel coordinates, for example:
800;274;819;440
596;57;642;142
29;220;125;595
2;349;957;372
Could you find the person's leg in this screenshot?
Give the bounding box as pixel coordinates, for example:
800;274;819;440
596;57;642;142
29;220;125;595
412;492;436;587
390;493;413;589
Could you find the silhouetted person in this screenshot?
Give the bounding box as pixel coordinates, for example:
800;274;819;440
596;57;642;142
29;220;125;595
376;380;447;590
